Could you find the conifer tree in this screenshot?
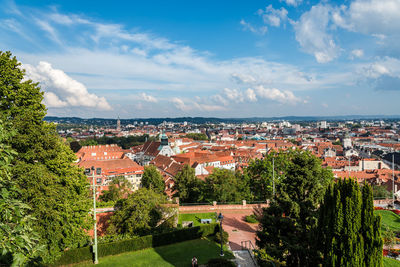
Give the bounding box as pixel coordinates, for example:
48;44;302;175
318;179;383;267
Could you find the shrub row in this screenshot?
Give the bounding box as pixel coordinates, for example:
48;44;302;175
53;223;219;266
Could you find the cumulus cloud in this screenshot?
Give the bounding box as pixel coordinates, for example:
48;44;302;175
23;61;112;110
294;4;339;63
140;92;158;103
258;5;288;27
223;88;244;102
254;85;301;104
245;88;257;102
332;0;400;35
358;57;400;90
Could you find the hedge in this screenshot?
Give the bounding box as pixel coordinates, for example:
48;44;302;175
53;223;219;266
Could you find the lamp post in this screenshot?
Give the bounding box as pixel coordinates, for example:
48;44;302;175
217;213;224;257
91;166;98;264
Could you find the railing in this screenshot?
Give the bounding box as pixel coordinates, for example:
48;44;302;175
240;240;259;267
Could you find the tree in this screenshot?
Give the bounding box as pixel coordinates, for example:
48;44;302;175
0;51;91;263
99;176;132;202
256;150;333;266
108;188;173;236
141;165;165;194
318;179;383;266
0;121;42;266
69;140;82;153
203;169;246;203
173;164;204;203
244;150;293;201
372;185;391;199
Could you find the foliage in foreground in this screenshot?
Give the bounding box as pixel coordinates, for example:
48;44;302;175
0;121;42;266
256;150;333;266
319;179;383;267
0;51;91;263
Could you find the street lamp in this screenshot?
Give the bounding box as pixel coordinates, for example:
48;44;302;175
217;213;224;257
91;166;98;264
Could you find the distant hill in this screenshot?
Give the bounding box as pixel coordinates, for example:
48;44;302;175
44;115;400;126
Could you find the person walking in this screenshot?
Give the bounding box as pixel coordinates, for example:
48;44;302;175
192;256;198;267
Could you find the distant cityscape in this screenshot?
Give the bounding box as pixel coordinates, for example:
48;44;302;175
60;116;400;202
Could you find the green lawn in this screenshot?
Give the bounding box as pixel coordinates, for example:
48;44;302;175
383;257;400;267
74;238;234;267
178;212;217;227
375;210;400;232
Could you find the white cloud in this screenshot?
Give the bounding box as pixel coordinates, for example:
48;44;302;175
23;61;112;110
223;88;244;102
350;49;364;59
285;0;302;7
294;4;339;63
172;97;188;111
254;85;301;104
140;92;158;103
258;5;288;27
333;0;400;35
245;88;257;102
240;19;267;35
172;97;225;112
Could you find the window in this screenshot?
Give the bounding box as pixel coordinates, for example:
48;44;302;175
96;178;102;184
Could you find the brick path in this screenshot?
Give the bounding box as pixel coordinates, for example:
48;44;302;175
220;211;258;251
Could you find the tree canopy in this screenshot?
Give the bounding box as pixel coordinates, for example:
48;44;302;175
141;165;165;194
256;150;333;266
0;51;91;264
318;179;383;266
172;164;204;203
99;176;132;202
108;188;174;236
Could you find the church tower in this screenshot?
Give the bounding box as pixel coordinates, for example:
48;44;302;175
117;116;121;132
160;129;168;146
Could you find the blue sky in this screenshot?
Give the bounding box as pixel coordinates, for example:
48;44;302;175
1;0;400;118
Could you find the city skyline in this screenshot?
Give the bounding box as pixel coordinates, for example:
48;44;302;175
1;0;399;118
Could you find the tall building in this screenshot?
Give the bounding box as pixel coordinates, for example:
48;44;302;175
116;116;121;131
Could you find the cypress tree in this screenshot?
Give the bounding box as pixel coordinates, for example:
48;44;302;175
319;179;383;267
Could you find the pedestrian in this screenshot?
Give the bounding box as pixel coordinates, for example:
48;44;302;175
192;256;198;267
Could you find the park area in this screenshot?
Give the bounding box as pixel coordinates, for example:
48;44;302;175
73;238;234;267
375;210;400;232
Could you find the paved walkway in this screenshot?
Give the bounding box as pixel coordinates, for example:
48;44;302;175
220;211;258;251
233;250;257;267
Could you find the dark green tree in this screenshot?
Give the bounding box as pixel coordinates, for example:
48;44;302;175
318;179;383;267
141;165;165;194
0;121;42;266
256;150;333;266
0;51;91;263
244;150;293;201
108;188;174;236
372;185;391;199
99;176;132;202
173;164;204;203
203;169;245;203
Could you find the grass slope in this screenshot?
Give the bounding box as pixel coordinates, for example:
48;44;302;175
74;238;234;267
375;210;400;232
383;257;400;267
178;212;217;227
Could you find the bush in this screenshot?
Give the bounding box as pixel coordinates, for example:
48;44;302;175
53;223;219;266
207;258;236;267
245;214;258;223
254;249;285;267
214;230;229;244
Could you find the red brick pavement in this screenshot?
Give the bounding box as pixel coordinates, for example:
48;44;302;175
221;211;259;251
